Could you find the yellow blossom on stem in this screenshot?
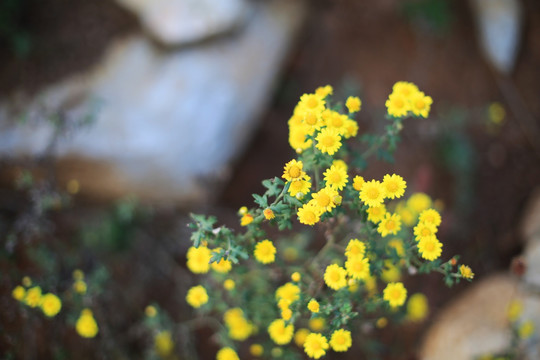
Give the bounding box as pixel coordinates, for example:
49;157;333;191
307;299;320;313
186;285;209;308
346;96;361;113
459;265;474;279
76;308;99;338
304;333;329;359
383;282;407;308
268;319;294;345
254;240;277;264
329;329;352;352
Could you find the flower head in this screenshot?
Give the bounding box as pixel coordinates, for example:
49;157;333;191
316;127;342;155
186;245;212;274
268;319;294;345
154;331;174;357
330;329;352;352
304;333;329;359
345;239;366;259
359;180;385;207
263;208;275;220
254;240;277;264
24;286;42;308
307;299;320;313
417;236;443;261
386;92;410;118
186;285;209;308
283;159;306;182
311;187;338;214
383;282;407;308
288;175;311;197
40;293;62;317
352;175;365;191
216;347;240;360
459;265;474;279
298;202;320;226
12;285;25;301
324;264;347;290
240;213;254;226
382;174;406;199
419;209;442;227
407;293;429;322
345;256;370;280
323;165;348;190
410;91;433;118
211;248;232;273
346;96;361;113
76;308;99;338
377;213;402;237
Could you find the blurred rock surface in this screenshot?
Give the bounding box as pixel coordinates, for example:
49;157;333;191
115;0;250;46
0;0;307;205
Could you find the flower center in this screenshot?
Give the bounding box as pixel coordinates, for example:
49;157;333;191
307;97;319;109
330;172;341;183
330;271;341;282
305;112;318;125
387;182;398;192
386;220;395;230
415;99;425;109
317;193;331;207
331;116;343;127
322;135;335;147
367;188;379;199
289;166;301;178
394;98;405;108
421;228;431;237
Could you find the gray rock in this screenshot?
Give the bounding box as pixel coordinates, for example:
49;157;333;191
116;0;251;46
470;0;523;74
0;0;307;205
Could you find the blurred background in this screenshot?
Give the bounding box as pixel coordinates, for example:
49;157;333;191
1;0;540;359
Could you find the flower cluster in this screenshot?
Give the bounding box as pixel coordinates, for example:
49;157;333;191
12;277;62;318
185;83;473;359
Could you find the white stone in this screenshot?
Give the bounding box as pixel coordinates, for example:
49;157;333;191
470;0;523;74
116;0;250;46
0;0;307;204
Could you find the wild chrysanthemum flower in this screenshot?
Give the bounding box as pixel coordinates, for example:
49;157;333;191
419;208;442;227
73;280;87;294
211;248;232;273
268;319;294;345
367;204;387;223
383;282;407;308
345;239;366;259
254;240;277;264
298;203;320;226
302;110;323;131
324;264;347;290
281;307;293;321
263;208;275;220
224;279;235;291
359;180;386;207
24;286;42;308
386;92;410;118
186;285;209;308
76;308;99;338
417;236;443;261
410;91;433;118
315;85;333;98
40;293;62;317
323;165;348;190
72;269;84;281
276;282;300;303
459;265;474;279
12;285;25;301
283;159;306;182
145;305;157;317
407;293;429;322
22;276;32;287
240;213;254;226
294;328;310;347
381;261;401;283
392;81;420;97
377;213;402;237
330;329;352;352
299;93;326;114
309;318;326;331
311;187;338;214
407;193;432;213
154;331;174;357
316;127;342;155
216;347;240;360
304;333;329;359
289;126;313;151
519;320;535;339
307;299;320;313
345;256;370;280
346;96;361;113
224;308;254;340
288;175;311;197
413;222;438;242
291;272;301;282
250;344;264;357
352;175;365;191
343;118;359;138
186;246;212;274
382;174;407;199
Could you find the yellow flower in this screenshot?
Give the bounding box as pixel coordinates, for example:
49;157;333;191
263;208;275;220
254;240;277;264
311;187;338;214
76;308;99;338
323;164;348;190
240;213;254;226
72;269;85;281
268;319;294;345
307;299;320;313
297;202;320;226
417;236;443;261
387;238;405;257
345;256;370;280
381;261;401;283
40;293;62;317
24;286;42;308
345;239;366;259
343;118;359;138
346;96;361;113
359;180;385;207
216;347;240;360
276;282;300;303
316;127;342;155
414;222;438;242
386;92;411;118
367;204;387;223
211;248;232;273
488;102;506;124
407;293;429;322
407;193;432;213
315;85;333;98
224;279;235;291
12;285;25;301
376;317;388;328
289;126;312;151
294;328;310;347
507;300;523;322
459;265;474;279
392;81;419;98
419;208;442;227
281;307;293;321
283;159;305;182
383;282;407;308
186;285;209;308
288;175;311;197
324;264;347;290
377;213;402;237
73;280;87;294
145;305;157;318
250;344;264;357
154;330;174;357
299;93;326;114
519;320;535;339
22;276;32;287
410;91;433;118
224;308;254;340
186;245;212;274
304;333;329;359
238;206;248;215
330;329;352;352
382;174;406;199
352;175;365;191
309;318;326;332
